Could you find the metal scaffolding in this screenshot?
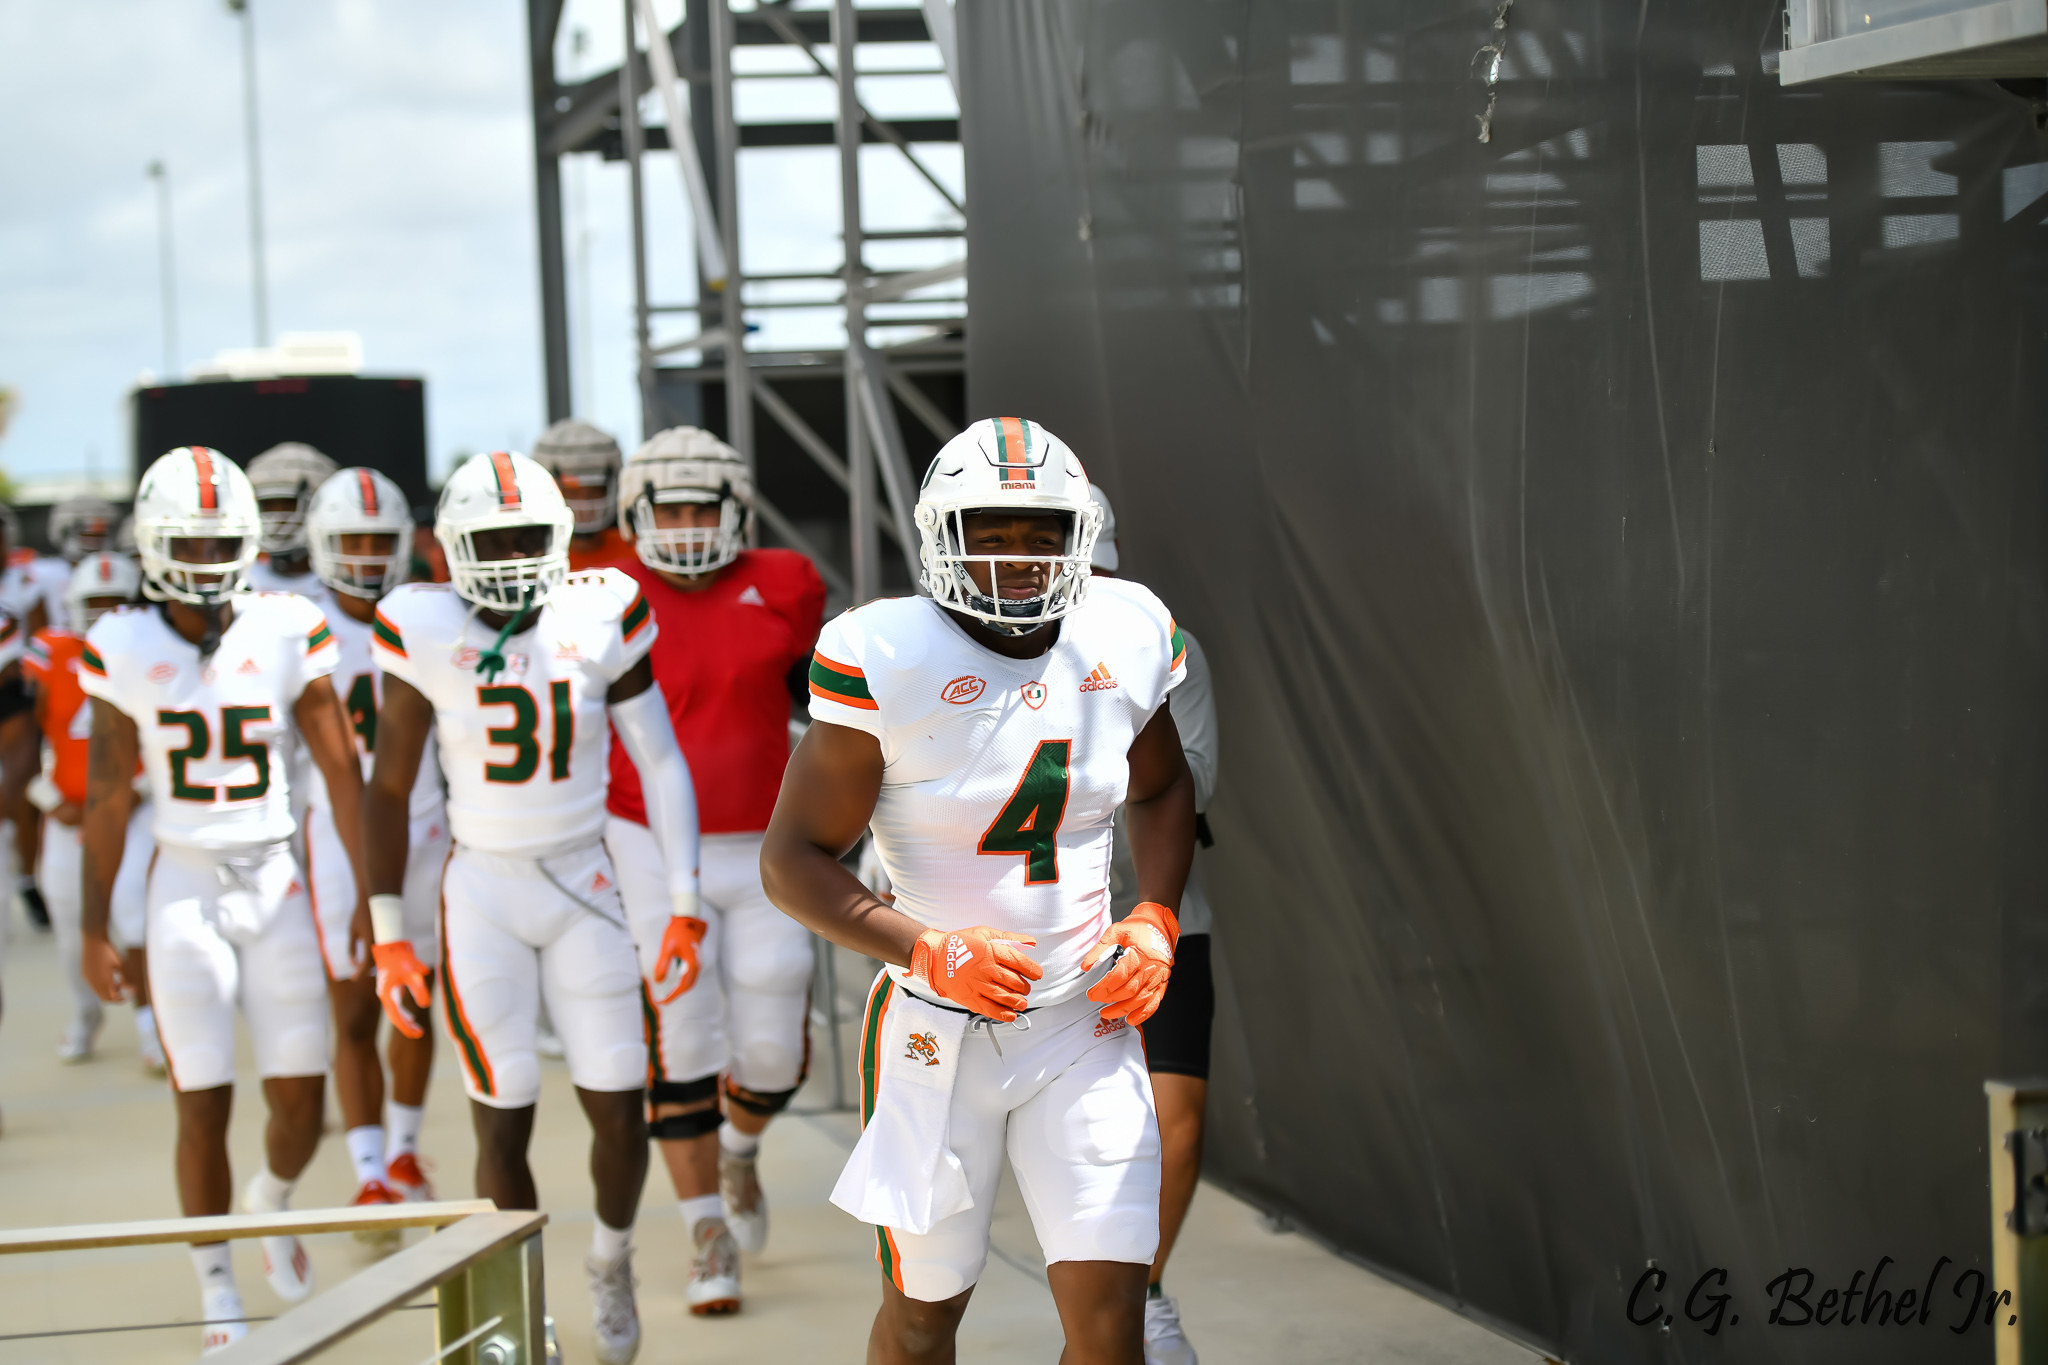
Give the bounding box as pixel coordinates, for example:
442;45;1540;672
525;0;965;606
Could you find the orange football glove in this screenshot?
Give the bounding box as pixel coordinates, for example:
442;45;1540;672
1083;901;1179;1025
372;940;433;1040
653;915;708;1005
909;925;1043;1022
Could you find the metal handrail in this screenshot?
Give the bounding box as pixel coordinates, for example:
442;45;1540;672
0;1201;547;1365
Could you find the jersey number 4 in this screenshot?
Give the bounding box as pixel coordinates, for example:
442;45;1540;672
477;683;574;783
978;739;1071;885
157;707;272;803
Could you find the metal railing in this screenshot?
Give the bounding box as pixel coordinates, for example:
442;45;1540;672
0;1200;546;1365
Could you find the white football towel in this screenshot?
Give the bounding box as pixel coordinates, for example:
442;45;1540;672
831;986;974;1235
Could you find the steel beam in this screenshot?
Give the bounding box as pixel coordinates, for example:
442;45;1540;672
528;0;572;420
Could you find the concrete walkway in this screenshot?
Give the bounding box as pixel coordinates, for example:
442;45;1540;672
0;912;1541;1364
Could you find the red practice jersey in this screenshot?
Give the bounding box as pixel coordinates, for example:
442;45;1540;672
607;548;826;834
569;528;639;573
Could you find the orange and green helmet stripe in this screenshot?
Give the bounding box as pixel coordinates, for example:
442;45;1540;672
993;416;1035;483
192;447;220;511
810;650;877;709
489;451;521;508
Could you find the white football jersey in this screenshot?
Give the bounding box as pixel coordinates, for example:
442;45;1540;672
372;570;655;857
246;558;321;598
312;589;445;824
1;556;70;631
80;593;340;852
808;577;1186;1004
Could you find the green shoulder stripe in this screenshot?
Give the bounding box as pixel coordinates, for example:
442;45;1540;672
810;651;875;705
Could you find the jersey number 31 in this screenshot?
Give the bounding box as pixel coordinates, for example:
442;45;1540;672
978;739;1071;885
477;683;574;783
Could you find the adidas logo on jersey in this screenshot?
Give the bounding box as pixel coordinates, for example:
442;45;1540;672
737;584;767;606
1079;662;1119;692
238;658;262;675
1093;1017;1126;1038
590;871;612;893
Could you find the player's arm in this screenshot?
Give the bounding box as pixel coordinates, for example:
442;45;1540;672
80;699;140;1002
361;672;434;1035
293;674;372;969
762;719;1042;1021
1083;702;1196;1025
0;663;38;827
606;654;705;1002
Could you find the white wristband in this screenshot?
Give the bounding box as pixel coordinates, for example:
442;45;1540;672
672;890;700;922
368;894;407;946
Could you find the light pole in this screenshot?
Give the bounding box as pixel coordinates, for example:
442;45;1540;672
226;0;270;347
146;161;179;377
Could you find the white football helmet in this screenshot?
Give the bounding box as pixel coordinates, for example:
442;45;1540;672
308;467;413;600
435;451;574;612
133;446;261;606
64;551;143;630
531;419;623;537
247;442;339;554
619;426;752;577
914;417;1102;635
49;496;119;564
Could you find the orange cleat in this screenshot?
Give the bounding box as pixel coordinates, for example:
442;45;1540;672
386;1153;436;1203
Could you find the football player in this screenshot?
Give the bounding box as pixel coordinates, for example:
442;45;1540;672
26;551;162;1072
1089;487;1218;1365
761;418;1196;1365
48;494;120;568
0;504;64;928
362;451;703;1365
532;419;638;571
244;442;338;595
77;447;371;1354
0;603;26;1126
302;468;449;1212
604;427;826;1312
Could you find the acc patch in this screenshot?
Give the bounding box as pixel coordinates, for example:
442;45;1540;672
941;675;985;705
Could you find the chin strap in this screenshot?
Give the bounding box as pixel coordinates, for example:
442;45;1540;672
470;590;537;683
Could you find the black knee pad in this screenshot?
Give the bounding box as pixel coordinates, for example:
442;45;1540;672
724;1077;798;1118
647;1075;720;1139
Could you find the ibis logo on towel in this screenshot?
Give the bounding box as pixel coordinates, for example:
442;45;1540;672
904;1032;941;1066
1020;680;1047;710
941;675;986;705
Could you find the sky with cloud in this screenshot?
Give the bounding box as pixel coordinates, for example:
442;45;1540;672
0;0;960;491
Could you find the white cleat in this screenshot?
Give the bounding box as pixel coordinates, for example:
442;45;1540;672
686;1219;741;1315
242;1175;314;1302
57;1007;103;1064
585;1251;641;1364
200;1290;249;1355
1143;1292;1199;1365
718;1149;768;1254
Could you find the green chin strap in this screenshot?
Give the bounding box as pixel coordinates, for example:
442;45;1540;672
474;586;538;683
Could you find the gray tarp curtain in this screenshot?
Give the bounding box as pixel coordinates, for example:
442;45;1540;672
962;3;2048;1361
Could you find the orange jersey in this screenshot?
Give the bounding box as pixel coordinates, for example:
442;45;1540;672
568;527;639;573
23;629;91;804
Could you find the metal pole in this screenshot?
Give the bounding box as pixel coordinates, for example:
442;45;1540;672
528;0;572;420
227;0;270;347
146;161;179;377
622;0;659;438
708;0;751;461
835;0;878;602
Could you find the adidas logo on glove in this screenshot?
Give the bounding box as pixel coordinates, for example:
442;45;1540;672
944;933;975;978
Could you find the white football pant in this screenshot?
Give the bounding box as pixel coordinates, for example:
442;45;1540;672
305;802;450;980
438;842;646;1109
147;842;331;1091
604;819;814;1095
40;805;153;1017
861;977;1161;1301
